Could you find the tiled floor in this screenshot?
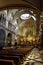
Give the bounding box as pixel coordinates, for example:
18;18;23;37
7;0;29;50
23;48;43;65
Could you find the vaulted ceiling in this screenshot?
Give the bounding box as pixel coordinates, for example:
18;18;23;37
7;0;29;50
0;0;42;40
22;0;43;11
0;0;43;12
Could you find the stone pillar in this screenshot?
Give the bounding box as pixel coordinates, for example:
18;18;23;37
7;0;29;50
36;12;43;49
36;13;40;37
40;23;43;49
35;13;41;47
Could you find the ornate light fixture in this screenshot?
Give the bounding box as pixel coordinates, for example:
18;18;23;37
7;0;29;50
20;13;31;20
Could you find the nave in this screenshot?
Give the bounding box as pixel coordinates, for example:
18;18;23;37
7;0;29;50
0;0;43;65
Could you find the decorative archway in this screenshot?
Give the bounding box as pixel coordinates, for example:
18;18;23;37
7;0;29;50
7;33;12;47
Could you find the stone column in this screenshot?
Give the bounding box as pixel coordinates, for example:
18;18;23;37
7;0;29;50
36;13;40;37
36;12;43;49
40;23;43;49
35;13;41;47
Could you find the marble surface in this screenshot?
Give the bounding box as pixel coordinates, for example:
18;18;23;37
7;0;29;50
23;48;43;65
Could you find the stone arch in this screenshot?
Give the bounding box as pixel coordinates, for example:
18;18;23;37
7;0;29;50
7;33;12;47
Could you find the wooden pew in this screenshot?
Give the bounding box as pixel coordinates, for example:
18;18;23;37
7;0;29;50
0;46;33;65
0;46;33;56
0;55;21;65
0;53;24;62
0;59;15;65
0;46;33;61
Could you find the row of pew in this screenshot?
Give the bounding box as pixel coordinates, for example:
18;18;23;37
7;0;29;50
0;46;33;65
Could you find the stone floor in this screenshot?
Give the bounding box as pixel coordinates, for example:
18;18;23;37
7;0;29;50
23;48;43;65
